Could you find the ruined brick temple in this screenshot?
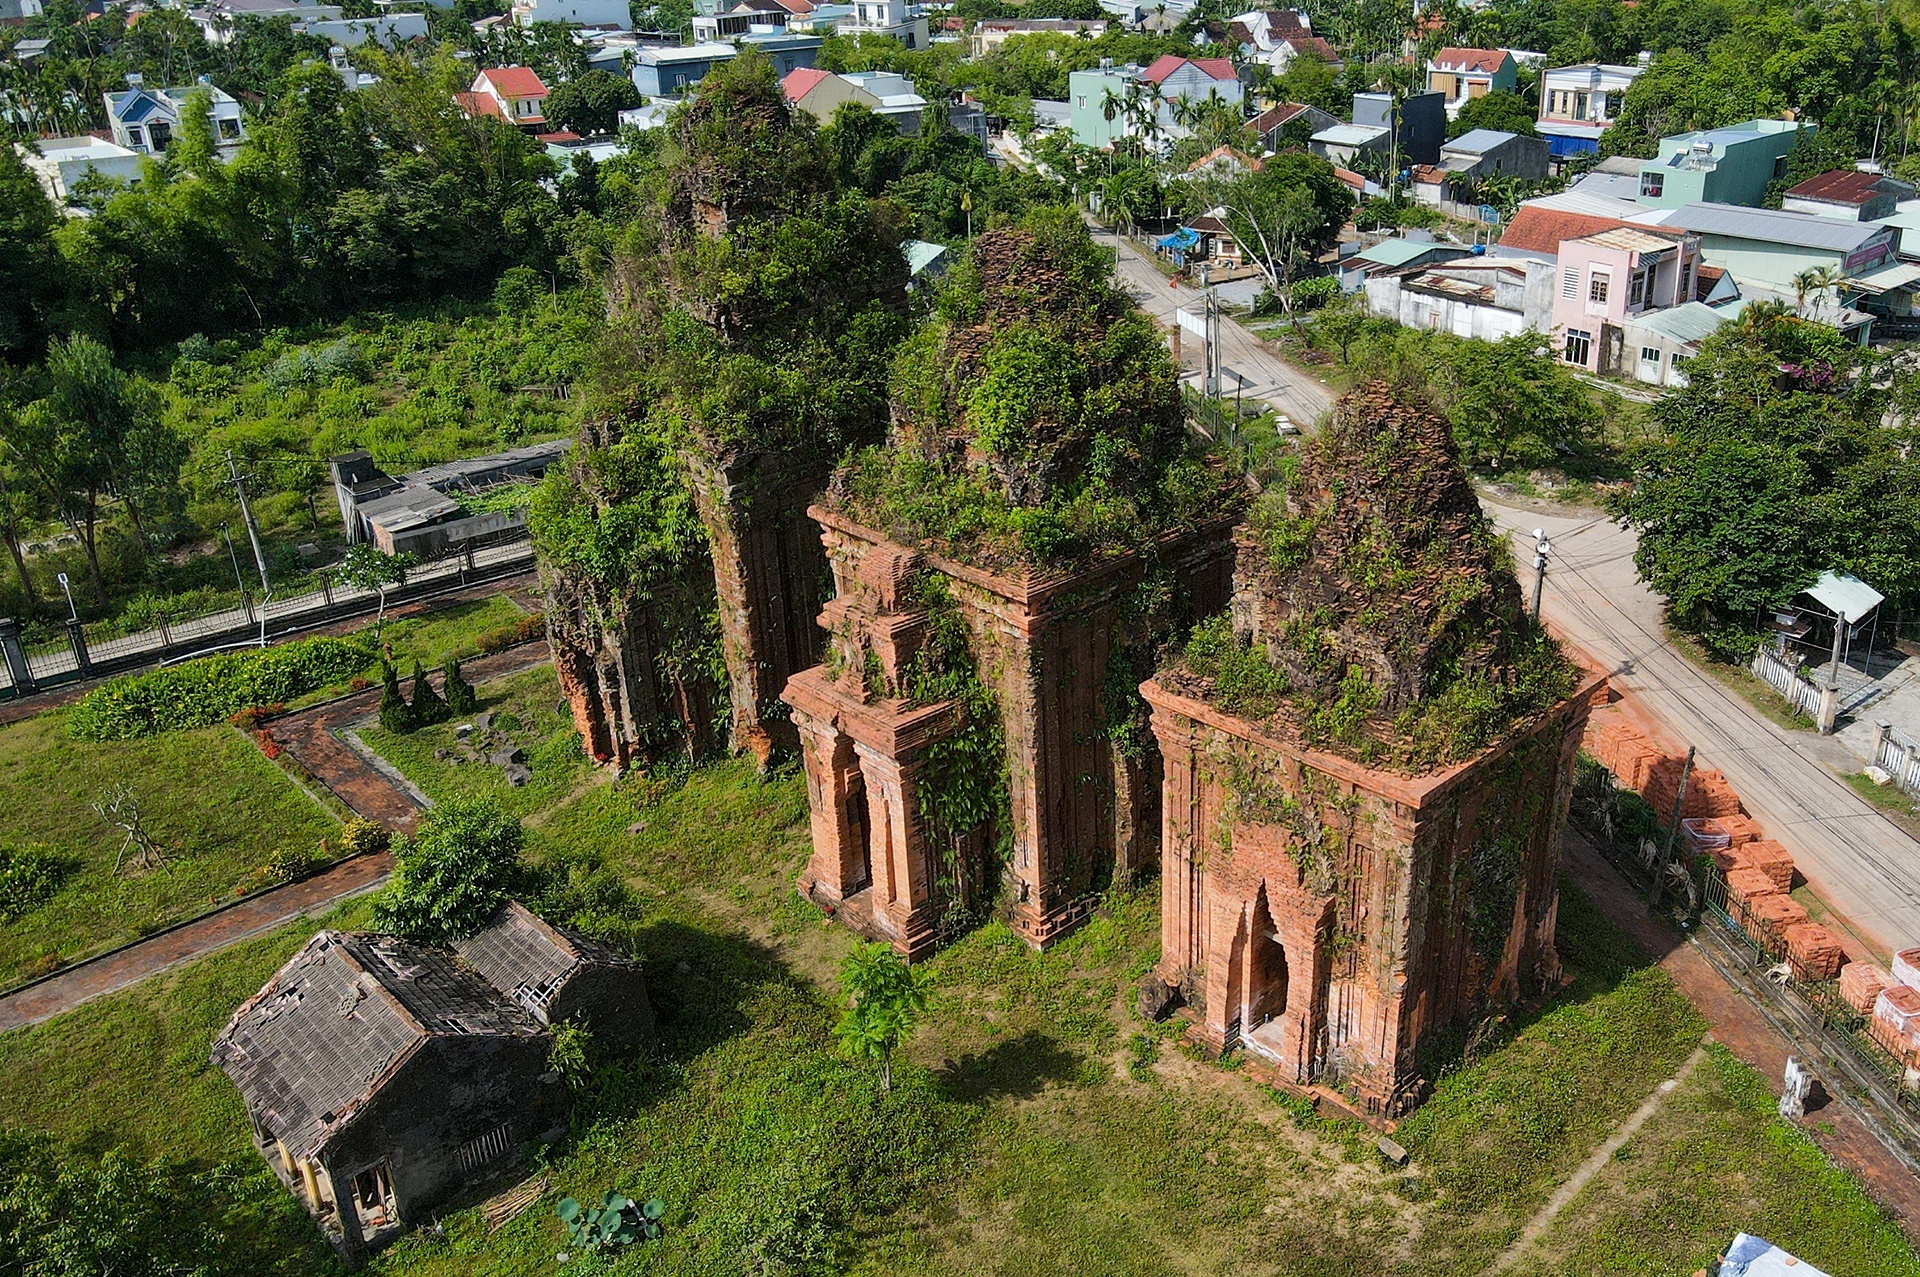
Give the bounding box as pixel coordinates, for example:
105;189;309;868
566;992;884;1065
784;506;1235;958
1143;384;1602;1115
782;216;1242;957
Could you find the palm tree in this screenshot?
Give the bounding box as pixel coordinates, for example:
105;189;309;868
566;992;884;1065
1791;265;1842;321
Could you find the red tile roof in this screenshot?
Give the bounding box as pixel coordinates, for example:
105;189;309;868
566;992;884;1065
1411;164;1444;184
1431;47;1508;74
1250;102;1309;132
1140;54;1238;84
1785;168;1889;206
536;130;582;142
1186;145;1263;174
1263;8;1311;41
1497;205;1628;256
781;66;832;102
1332;165;1366;192
1281;35;1335;60
478;66;548;100
454;90;507;121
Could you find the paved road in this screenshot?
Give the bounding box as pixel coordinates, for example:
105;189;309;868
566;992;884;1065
1086;221;1338;430
0;851;393;1032
1482;496;1920;956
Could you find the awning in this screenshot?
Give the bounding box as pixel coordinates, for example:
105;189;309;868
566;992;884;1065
1846;259;1920;296
1804;571;1883;623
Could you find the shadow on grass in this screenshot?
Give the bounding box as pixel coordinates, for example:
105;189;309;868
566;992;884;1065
935;1030;1081;1104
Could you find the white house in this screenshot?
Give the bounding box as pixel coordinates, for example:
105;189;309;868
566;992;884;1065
103;75;246;157
509;0;630;25
1424;47;1517;118
190;0;341;43
457;66;549;128
835;0;927;48
1535;56;1649;160
297;13;427;45
19;136;143;205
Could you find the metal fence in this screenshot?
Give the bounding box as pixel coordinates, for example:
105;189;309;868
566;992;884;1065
1701;862;1920;1119
1750;643;1823;721
0;529;535;700
1874;723;1920;803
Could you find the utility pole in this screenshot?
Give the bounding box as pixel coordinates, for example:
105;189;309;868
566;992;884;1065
1530;528;1552;620
225;450;271;598
1650;745;1696;911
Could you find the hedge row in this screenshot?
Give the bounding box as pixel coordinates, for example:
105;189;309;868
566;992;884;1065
68;636;376;741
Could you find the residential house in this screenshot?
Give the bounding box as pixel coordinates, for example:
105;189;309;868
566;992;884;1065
1564;154;1645;201
1365;255;1557;340
736;30;823;74
1411;128;1548;208
1781;168;1916;222
1424;47;1516;118
8;37;51;62
104;74;246;157
905;239;950;288
1310;121;1391;167
1339;235;1473;290
693;0;794;39
1661;201;1911;330
782;66;929;132
213;907;650;1262
297;13;426;45
457;66;549;130
1492;203;1633;261
631;43;738;96
1619;300;1741;387
329;440;570;556
1534;56;1648;159
1184;145;1263;180
509;0;630;25
1551;225;1702;375
835;0;927;48
1066;55;1242;150
1248;100;1339;153
19;136;142;204
1633;119;1808;209
0;0;43;20
190;0;340;43
970;17;1106;55
1227;7;1310;51
1353;89;1443;165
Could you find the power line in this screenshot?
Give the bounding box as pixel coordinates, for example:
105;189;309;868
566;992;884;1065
224;449;272;597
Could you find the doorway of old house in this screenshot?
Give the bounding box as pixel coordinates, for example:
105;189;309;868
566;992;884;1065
350;1161;398;1237
846;776;872;894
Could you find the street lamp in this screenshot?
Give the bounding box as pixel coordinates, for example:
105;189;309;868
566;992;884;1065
1531;528;1552;620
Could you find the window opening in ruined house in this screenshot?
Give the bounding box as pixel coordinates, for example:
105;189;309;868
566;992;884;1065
455;1122;515;1175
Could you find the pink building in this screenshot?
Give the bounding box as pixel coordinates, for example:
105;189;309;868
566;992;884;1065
1551;226;1700;375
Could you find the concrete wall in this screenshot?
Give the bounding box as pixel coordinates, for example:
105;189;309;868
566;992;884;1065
1365;274;1529;341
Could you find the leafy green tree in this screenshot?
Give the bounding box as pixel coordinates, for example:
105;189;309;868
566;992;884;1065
542;67;642;136
378;659;414;733
0;335;178;598
1201;150;1353;315
1269;49;1343;115
1613;321;1920;651
1438;333;1598;472
409;657;449;724
0;143;65;359
338;543;412;638
1447;90;1539;139
833;941;931;1093
375;796;525;942
0;1134;225;1276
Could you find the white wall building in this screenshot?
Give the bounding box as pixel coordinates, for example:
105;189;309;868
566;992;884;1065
19;136;143;206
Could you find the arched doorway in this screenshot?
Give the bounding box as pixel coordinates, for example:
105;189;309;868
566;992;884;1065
1244;886;1292;1063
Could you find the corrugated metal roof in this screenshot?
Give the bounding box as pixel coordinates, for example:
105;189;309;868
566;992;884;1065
1665;202;1888;253
1806;571;1883;623
1846;259;1920;294
1626;300;1736;345
1445;128;1518;155
1577;225;1679;254
1356;237;1444;267
1313;123;1388;147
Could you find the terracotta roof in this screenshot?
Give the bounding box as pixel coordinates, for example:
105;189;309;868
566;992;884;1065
1283;35;1336;59
477;65;548;100
536;130;582;142
1785;168;1892;206
1228;20;1255;45
1431;46;1507;73
1496;205;1628;256
1332;165;1366;192
454;90;507;121
1694;264;1724;300
781;66;832;102
1140;54;1238;84
1251;102;1309;132
768;0;812;11
1187;145;1263;173
1263;8;1311;41
1412;164;1445;184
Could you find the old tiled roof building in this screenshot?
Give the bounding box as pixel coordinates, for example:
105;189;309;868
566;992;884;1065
1143;384;1602;1115
213;905;649;1261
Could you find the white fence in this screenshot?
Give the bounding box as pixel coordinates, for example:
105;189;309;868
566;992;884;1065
1751;644;1824;722
1875;724;1920;802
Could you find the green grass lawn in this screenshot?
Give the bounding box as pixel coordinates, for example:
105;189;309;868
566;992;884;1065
359;666;593;822
0;712;340;987
2;741;1912;1277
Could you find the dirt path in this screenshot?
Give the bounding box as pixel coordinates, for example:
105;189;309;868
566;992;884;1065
1491;1046;1709;1271
1564;831;1920;1240
268;643;553;834
0;643;556;1034
0;850;393;1032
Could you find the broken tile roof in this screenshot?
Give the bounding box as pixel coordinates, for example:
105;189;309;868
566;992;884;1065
453;902;637;1019
213;929;544;1161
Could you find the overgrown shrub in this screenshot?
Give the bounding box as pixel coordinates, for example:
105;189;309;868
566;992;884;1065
375;798;525;943
338;818;391;857
377;662;413;734
68;637;374;741
409;660;449;725
441;655;480;715
474;614;546;655
0;844;76;921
